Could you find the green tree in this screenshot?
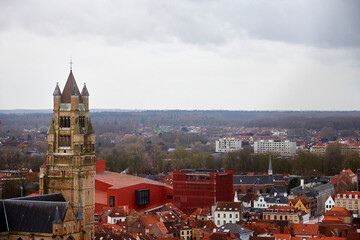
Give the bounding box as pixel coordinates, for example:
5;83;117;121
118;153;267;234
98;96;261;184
342;152;360;173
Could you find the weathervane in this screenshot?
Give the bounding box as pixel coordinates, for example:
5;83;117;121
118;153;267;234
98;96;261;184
69;57;74;71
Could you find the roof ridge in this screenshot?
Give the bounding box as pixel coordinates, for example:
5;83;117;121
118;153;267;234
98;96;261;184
2;201;9;231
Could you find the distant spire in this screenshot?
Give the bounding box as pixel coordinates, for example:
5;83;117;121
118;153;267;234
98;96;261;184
53;206;62;224
76;203;84;220
81;83;89;96
53;82;61;96
268;156;273;175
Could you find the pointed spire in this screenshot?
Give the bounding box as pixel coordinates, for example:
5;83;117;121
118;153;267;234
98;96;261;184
61;71;82;103
85;119;94;135
81;83;89;96
53;206;62;224
268;156;273;175
53;82;61;96
71;85;79;96
48;119;55;135
76;203;84;220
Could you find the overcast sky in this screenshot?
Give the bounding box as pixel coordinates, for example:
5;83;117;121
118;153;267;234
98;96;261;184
0;0;359;110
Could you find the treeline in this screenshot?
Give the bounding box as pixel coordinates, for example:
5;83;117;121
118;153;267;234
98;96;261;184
103;138;360;176
3;111;360;134
245;116;360;130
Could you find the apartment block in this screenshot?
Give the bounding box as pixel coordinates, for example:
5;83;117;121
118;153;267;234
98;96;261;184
215;137;242;152
254;140;296;154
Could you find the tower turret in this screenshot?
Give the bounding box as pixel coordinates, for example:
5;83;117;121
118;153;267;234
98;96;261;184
53;82;61;110
81;83;89;110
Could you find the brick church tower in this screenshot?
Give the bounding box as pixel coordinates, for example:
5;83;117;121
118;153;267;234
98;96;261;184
40;70;96;240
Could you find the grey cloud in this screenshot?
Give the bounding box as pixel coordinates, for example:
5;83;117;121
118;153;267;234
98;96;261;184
0;0;359;48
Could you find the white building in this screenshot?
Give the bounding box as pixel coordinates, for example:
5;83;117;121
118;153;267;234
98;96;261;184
253;194;288;209
254;140;296;154
212;202;242;227
325;195;335;213
215;137;242;152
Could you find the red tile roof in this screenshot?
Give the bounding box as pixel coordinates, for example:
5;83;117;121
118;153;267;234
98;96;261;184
324;207;352;218
291;223;319;236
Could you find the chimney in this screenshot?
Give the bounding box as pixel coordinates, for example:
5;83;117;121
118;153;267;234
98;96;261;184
300;179;304;189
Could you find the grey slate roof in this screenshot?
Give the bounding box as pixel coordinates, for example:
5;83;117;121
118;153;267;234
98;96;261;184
313;182;334;195
0;193;68;234
233;175;284;185
217;223;253;237
269;186;287;196
263;195;288;204
12;193;67;202
81;83;89;96
53;82;61;96
290;186;317;200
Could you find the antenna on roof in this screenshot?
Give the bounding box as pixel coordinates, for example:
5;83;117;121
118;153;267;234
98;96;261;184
69;56;74;71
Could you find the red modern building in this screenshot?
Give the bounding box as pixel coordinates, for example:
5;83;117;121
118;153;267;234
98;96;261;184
172;169;233;214
95;160;173;213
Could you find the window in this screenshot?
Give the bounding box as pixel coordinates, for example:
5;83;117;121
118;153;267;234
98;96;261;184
235;214;238;218
109;196;115;207
224;214;226;218
79;116;85;128
135;189;150;206
218;214;220;217
217;220;220;225
230;214;232;218
337;201;340;207
223;220;226;224
60;116;71;128
59;135;71;147
343;201;346;208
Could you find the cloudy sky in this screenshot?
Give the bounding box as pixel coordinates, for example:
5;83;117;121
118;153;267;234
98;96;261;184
0;0;359;110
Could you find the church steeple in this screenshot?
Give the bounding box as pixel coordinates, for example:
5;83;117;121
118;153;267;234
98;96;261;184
40;69;95;240
268;156;273;175
61;71;82;103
